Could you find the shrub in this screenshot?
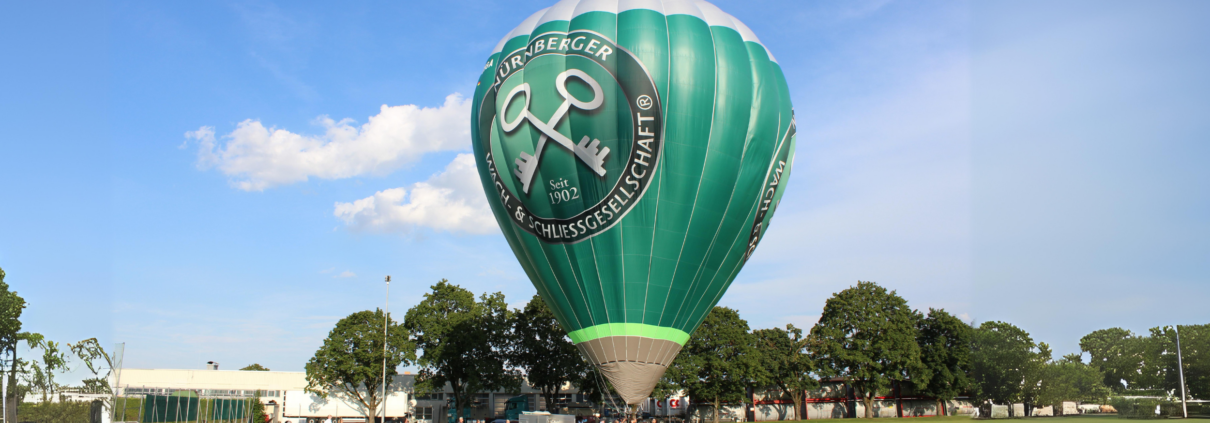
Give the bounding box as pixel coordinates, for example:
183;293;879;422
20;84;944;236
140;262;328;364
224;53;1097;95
16;400;92;423
1110;397;1181;419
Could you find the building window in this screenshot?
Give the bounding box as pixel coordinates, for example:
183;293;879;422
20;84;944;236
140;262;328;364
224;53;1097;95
418;407;435;420
416;392;443;401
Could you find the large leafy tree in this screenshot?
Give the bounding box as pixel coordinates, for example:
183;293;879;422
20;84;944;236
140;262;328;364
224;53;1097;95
664;307;762;423
914;308;972;415
1079;328;1153;391
752;324;817;421
404;280;520;415
0;269;64;422
809;281;922;418
240;363;270;371
970;321;1047;412
306;309;413;423
510;295;583;412
0;267;28;422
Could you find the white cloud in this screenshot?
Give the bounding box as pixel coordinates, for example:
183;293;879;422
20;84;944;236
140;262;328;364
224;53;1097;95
334;153;497;235
187;94;471;191
335;270;356;278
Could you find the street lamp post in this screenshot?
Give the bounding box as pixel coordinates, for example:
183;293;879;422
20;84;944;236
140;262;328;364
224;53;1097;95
382;276;391;423
1174;325;1188;419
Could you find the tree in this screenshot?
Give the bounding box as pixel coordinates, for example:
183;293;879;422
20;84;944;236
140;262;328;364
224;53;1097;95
404;280;520;415
664;307;762;423
1080;328;1152;391
81;378;109;394
1035;355;1111;409
1021;343;1059;410
1151;324;1210;400
305;309;413;423
70;338;115;395
250;391;268;423
25;337;70;403
809;281;922;418
752;324;817;421
241;364;271;371
6;332;42;420
914;309;972;416
0;267;28;423
510;295;582;412
1020;342;1054;409
970;321;1046;413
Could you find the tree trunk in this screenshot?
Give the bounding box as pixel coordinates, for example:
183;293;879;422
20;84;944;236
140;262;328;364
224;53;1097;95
543;386;562;412
937;399;945;417
790;391;803;421
7;345;17;423
713;397;720;423
862;393;873;419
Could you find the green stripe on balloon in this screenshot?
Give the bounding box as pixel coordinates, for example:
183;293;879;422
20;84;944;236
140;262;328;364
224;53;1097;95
646;13;716;331
616;9;668;327
567;323;691;345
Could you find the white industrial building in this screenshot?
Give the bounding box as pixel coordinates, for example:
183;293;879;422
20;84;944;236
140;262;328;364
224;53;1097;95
111;365;586;423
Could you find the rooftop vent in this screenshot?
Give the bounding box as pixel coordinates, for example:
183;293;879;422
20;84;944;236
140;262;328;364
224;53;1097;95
206;361;219;371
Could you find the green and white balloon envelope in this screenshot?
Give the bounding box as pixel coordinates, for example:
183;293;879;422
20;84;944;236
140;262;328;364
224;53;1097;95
470;0;796;404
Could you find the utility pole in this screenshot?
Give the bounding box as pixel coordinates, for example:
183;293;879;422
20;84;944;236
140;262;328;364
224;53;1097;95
382;275;391;423
1174;325;1188;419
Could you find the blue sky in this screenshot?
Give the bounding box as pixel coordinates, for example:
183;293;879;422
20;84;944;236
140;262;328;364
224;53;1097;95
1;0;1207;383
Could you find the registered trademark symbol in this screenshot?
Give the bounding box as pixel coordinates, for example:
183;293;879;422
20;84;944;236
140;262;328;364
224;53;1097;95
636;95;653;110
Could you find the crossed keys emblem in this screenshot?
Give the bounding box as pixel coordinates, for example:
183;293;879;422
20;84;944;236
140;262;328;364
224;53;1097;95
500;69;610;194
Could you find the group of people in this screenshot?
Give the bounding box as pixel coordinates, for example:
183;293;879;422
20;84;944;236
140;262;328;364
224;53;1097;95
308;414;666;423
583;417;659;423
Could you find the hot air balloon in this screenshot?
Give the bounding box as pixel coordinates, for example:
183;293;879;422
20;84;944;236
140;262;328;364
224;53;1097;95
471;0;796;405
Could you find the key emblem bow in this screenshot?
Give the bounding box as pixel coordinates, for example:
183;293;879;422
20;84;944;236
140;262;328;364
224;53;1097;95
500;69;610;194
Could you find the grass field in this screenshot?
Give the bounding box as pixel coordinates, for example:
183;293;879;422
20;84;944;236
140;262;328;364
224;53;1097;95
769;414;1210;422
774;415;1136;423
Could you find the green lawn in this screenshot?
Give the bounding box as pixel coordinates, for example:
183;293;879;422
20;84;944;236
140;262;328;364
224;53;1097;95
775;414;1129;423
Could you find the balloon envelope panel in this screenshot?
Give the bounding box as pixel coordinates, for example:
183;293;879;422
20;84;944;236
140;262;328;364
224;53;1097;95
471;0;796;404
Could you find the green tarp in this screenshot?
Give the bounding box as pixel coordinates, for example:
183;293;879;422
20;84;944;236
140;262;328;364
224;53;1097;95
140;395;247;422
209;398;247;421
141;395;198;422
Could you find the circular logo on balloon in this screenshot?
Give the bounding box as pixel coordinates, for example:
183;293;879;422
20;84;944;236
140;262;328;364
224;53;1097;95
478;30;663;244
